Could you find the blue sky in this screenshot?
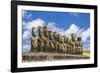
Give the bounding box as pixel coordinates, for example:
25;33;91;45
22;10;90;52
23;10;90;30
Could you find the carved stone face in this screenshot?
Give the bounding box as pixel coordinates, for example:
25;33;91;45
61;37;64;43
32;27;36;36
53;32;57;36
32;27;35;29
56;35;60;42
32;27;35;31
43;26;47;31
53;32;57;40
48;31;52;36
68;39;71;45
75;40;79;46
62;36;66;42
66;37;69;43
44;26;47;29
38;26;41;29
77;37;81;41
38;26;44;36
48;31;52;38
43;27;48;37
48;31;52;35
71;34;76;41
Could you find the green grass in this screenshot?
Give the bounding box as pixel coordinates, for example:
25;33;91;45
83;51;90;57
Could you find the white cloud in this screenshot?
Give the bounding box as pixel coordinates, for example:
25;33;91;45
28;18;45;29
23;18;45;30
22;18;46;52
22;21;27;26
22;10;32;20
83;40;90;50
57;24;81;38
65;24;79;36
23;44;31;53
64;24;90;49
23;30;31;40
22;18;90;51
23;18;45;38
60;24;90;43
47;23;90;43
47;22;64;33
47;23;90;49
22;10;27;18
23;44;31;49
69;13;79;17
80;28;90;42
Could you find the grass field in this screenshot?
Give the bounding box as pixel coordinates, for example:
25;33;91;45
83;50;90;57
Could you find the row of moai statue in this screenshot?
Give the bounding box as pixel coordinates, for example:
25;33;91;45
31;26;83;55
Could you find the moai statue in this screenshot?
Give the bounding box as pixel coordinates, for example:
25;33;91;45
68;38;72;54
65;37;70;54
61;36;67;54
71;34;76;41
48;31;52;52
76;37;80;54
71;34;76;54
53;32;57;41
31;27;37;52
77;37;83;54
60;36;64;54
48;31;55;53
42;26;49;52
75;38;79;55
43;26;48;38
58;33;63;54
55;34;60;53
48;31;53;41
37;26;42;52
64;36;70;54
64;37;68;54
37;26;46;52
52;32;57;51
70;40;73;54
63;35;66;43
38;26;43;37
57;35;62;53
69;35;73;54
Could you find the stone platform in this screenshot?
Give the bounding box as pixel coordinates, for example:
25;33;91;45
22;52;90;62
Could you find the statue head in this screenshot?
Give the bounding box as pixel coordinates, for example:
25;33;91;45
32;27;36;35
53;31;56;35
32;27;35;32
66;37;69;40
38;26;41;28
66;37;70;43
38;26;44;36
77;37;81;41
71;33;76;41
53;31;57;37
48;31;52;35
61;36;64;43
44;26;47;29
32;27;35;29
63;35;66;42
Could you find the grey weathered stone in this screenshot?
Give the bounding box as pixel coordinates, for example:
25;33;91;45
31;26;83;55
